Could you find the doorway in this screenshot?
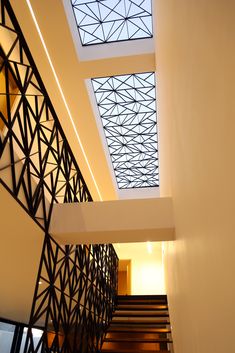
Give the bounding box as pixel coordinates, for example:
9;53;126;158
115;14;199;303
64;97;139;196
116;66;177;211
118;260;131;295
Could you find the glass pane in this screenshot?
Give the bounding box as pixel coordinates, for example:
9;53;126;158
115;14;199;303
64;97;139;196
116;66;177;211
0;322;15;353
92;72;159;189
71;0;153;45
20;327;43;353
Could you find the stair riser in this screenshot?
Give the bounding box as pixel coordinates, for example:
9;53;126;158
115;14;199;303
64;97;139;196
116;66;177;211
112;317;170;325
116;306;168;311
108;328;171;334
113;312;169;317
102;341;163;351
104;338;172;343
101;351;170;353
117;301;167;305
106;332;170;340
117;295;167;300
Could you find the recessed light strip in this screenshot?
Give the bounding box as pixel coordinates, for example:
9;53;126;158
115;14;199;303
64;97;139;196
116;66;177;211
25;0;103;201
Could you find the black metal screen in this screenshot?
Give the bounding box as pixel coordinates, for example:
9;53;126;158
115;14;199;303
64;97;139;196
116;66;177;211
0;0;92;232
0;1;118;352
26;236;118;353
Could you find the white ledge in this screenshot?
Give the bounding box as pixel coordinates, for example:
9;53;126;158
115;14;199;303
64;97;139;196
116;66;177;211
50;197;175;244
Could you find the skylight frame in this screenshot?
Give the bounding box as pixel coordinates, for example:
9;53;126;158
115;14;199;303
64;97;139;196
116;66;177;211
92;72;159;189
71;0;153;46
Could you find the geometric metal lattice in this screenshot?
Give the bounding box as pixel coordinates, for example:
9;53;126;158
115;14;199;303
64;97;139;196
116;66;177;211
0;0;92;232
25;236;118;353
71;0;153;46
92;72;159;189
0;236;119;353
0;2;119;353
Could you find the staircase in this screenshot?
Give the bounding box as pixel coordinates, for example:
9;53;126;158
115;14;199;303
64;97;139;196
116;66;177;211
101;295;173;353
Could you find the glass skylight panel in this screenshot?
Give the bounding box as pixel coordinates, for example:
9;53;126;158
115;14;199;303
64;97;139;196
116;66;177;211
92;72;159;189
71;0;153;46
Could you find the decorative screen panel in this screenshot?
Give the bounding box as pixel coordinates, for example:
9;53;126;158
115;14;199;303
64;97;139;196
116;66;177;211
23;237;118;353
71;0;153;45
0;2;119;353
0;0;92;232
92;72;159;189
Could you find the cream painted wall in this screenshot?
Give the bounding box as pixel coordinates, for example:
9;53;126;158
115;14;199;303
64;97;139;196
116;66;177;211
155;0;235;352
0;184;44;323
114;242;165;295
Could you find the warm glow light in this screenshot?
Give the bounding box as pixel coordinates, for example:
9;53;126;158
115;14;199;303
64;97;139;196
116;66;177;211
25;0;103;201
32;328;43;338
147;241;152;254
114;242;166;295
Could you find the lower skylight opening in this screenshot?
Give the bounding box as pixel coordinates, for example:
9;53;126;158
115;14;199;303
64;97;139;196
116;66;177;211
92;72;159;189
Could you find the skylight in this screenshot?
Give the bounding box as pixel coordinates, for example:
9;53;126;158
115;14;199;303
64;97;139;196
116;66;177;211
71;0;153;46
92;72;159;189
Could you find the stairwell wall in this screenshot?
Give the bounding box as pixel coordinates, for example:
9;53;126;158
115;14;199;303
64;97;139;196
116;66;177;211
155;1;235;352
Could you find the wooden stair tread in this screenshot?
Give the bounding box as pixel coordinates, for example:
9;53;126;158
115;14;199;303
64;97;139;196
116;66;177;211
117;295;167;299
104;338;172;343
102;295;173;353
106;333;171;340
111;320;170;325
116;305;168;311
102;343;169;351
108;328;171;333
113;312;169;317
101;348;170;353
117;299;167;305
117;297;167;305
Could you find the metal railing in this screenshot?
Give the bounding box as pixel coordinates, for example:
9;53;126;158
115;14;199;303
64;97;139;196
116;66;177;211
0;1;118;352
0;0;92;232
27;237;118;353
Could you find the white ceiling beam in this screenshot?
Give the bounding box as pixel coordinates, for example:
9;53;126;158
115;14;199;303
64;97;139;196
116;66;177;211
50;197;175;244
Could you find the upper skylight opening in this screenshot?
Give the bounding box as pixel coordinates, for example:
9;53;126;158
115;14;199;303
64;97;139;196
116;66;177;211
71;0;153;46
92;72;159;189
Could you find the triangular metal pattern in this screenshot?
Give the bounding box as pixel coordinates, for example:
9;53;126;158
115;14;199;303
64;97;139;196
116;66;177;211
1;2;118;353
1;0;92;231
92;72;159;189
71;0;153;45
